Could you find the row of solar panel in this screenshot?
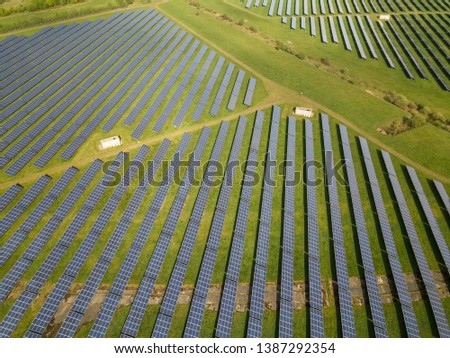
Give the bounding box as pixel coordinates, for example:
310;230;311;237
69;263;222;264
248;107;281;337
0;153;126;337
291;13;449;89
184;116;248;338
1;11;151;173
358;136;420;337
319;114;356;337
337;123;388;338
151;123;230;338
381;151;450;337
120;130;210;338
258;0;450;16
305;119;324;337
279;116;296;337
215;112;265;338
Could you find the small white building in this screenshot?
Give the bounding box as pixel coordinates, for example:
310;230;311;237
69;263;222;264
379;14;390;20
98;135;122;151
294;107;314;118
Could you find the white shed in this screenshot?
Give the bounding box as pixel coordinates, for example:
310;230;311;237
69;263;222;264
99;135;122;150
294;107;314;117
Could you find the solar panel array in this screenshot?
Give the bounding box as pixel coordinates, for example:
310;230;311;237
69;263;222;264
40;12;165;162
243;78;257;106
358;137;420;337
310;16;317;36
406;166;450;273
13;152;130;335
398;15;450;91
151;123;229;338
60;16;175;155
89;138;190;339
152;42;210;132
0;167;77;266
377;21;414;79
365;15;395;68
215;111;265;338
173;51;217;126
192;57;226;120
241;2;449;89
385;20;427;79
247;106;280;338
184;116;248;338
227;70;246;111
0;153;125;338
2;16;171;159
278;116;296;338
2;12;143;174
121;129;210;337
320;114;356;338
381;151;450;338
102;25;184;131
433;180;450;215
131;37;200;136
210;64;236;116
305;119;324;337
319;16;328;43
0;184;22;212
338;124;388;338
55;143;175;337
355;15;377;58
1;10;255;176
0;175;52;237
0;161;102;302
347;16;366;59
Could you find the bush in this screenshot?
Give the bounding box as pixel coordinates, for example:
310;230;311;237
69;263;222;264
320;58;331;66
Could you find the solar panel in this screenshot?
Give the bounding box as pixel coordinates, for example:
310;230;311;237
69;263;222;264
5;154;124;337
1;167;77;266
148;124;228;338
0;184;23;211
210;63;235;116
215;112;264;338
227;70;245;110
347;16;367;59
3;12;159;172
310;16;317;36
173;50;216;126
121;130;209;337
319;116;356;338
319;16;328;43
406;166;450;271
377;21;414;79
0;175;51;236
337;16;352;51
248;106;280;337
